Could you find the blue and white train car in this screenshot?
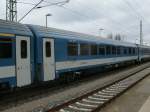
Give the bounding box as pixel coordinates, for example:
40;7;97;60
138;45;150;61
28;25;139;82
0;19;34;88
0;20;150;88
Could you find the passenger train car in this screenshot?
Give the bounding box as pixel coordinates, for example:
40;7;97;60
0;20;34;88
0;19;150;88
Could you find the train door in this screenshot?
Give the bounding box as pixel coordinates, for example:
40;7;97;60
16;36;31;87
43;38;55;81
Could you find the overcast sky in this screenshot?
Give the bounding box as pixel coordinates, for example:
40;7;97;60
0;0;150;44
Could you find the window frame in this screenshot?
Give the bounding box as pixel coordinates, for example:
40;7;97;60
45;41;51;57
117;46;121;55
106;45;112;55
0;38;13;59
80;43;90;56
21;40;27;59
112;46;116;55
90;44;98;55
99;45;106;56
67;42;78;56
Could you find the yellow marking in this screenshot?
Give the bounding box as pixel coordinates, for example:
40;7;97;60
0;33;15;37
0;41;14;42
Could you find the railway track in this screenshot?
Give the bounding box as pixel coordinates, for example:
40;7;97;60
46;67;150;112
1;63;150;112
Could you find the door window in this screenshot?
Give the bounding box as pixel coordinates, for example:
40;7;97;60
45;41;51;57
21;40;27;58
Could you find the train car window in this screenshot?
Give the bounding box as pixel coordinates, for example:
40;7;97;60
117;47;121;55
132;48;135;54
112;46;116;55
99;46;105;55
45;42;51;57
0;38;12;59
91;44;98;55
21;40;27;58
129;47;132;55
68;42;78;56
106;46;111;55
80;43;90;56
124;47;127;55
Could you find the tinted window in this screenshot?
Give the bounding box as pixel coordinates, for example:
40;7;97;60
90;44;98;55
117;47;121;55
80;43;90;56
21;40;27;58
68;42;78;56
99;46;105;55
129;47;132;54
0;38;12;59
132;48;135;54
106;46;111;55
112;46;116;55
45;42;51;57
124;47;127;55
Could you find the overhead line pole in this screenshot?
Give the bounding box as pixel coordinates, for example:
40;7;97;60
6;0;17;22
140;20;143;45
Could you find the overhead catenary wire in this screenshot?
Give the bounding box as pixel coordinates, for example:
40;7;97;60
16;0;149;43
122;0;150;25
121;0;150;44
30;0;70;8
57;5;140;38
17;0;70;22
74;0;138;34
18;0;44;22
56;1;140;37
133;0;150;25
17;0;140;35
30;0;139;40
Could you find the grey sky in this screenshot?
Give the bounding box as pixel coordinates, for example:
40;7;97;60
0;0;150;44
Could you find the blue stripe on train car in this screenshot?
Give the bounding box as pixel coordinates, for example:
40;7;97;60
0;76;16;87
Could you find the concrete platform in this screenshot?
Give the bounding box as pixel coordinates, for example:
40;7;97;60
139;96;150;112
100;74;150;112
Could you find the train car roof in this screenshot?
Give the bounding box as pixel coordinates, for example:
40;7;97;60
0;19;33;37
28;24;137;47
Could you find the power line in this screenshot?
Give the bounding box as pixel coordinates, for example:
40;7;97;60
122;0;150;25
17;0;70;22
16;0;146;41
133;0;150;25
18;0;44;22
64;0;139;35
57;5;137;36
36;0;70;8
76;0;141;33
121;0;150;43
17;0;139;36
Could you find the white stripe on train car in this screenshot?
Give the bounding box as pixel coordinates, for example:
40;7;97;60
56;56;138;70
0;66;15;78
141;55;150;58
